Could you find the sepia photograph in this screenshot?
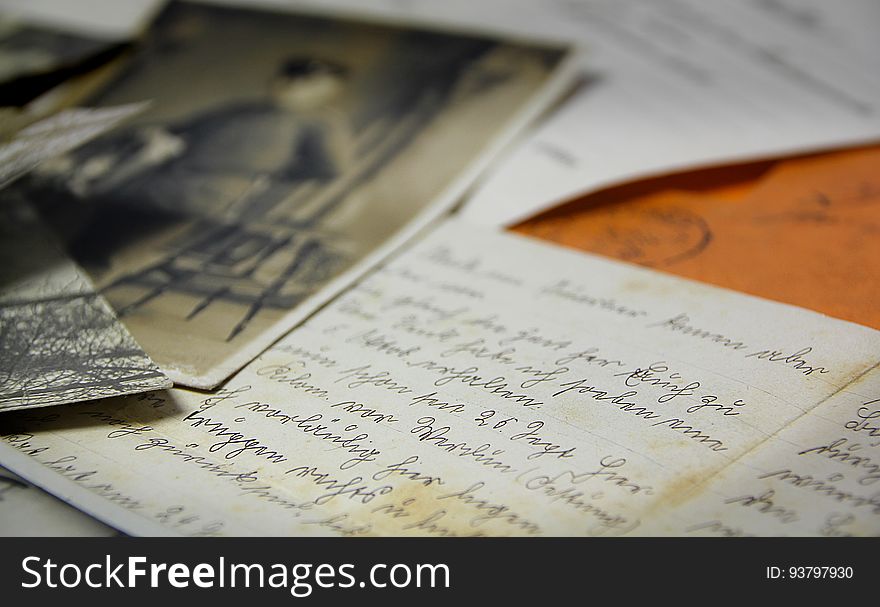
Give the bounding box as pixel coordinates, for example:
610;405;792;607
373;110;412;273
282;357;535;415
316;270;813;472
12;1;568;387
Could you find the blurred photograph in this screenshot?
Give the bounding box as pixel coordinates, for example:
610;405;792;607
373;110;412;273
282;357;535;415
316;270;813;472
12;1;568;387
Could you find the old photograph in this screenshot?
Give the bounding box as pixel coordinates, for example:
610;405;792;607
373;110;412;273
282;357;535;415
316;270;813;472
11;1;568;387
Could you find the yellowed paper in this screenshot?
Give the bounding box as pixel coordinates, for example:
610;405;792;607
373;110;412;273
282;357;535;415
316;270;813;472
0;465;115;536
641;368;880;536
1;219;877;535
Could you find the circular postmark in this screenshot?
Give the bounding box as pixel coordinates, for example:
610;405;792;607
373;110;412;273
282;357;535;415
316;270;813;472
522;202;713;268
595;205;712;267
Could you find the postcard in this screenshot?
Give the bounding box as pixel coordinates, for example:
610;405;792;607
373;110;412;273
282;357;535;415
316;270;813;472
1;218;876;536
0;465;114;536
13;0;575;388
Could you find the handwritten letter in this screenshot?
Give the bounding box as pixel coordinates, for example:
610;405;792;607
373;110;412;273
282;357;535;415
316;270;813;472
1;219;877;535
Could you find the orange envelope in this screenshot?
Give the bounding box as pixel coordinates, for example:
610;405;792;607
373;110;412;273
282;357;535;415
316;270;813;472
512;145;880;329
